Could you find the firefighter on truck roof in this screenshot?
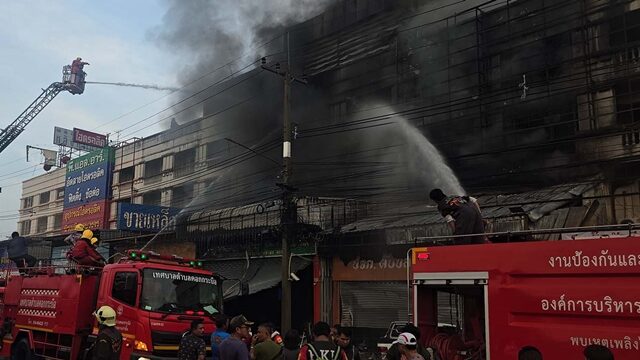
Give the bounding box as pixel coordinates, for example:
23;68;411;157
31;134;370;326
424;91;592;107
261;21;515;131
69;229;105;267
92;305;123;360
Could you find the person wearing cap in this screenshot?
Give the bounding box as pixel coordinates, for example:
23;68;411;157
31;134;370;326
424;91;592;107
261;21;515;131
393;333;425;360
70;229;105;267
220;315;253;360
298;322;347;360
92;305;122;360
386;325;430;360
178;319;207;360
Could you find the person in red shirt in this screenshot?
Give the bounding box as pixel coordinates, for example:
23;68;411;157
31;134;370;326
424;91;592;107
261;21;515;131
70;229;105;267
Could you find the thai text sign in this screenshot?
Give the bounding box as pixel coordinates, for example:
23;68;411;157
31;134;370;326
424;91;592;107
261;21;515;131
117;203;181;232
53;126;100;152
64;147;114;208
73;128;107;148
62;200;109;232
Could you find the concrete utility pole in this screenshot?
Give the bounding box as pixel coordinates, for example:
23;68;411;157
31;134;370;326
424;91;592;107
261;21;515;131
262;32;306;332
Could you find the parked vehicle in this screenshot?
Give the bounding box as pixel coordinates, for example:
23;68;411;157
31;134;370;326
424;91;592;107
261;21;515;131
376;321;405;360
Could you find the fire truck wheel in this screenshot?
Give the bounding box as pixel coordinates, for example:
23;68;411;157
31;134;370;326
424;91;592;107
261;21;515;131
11;339;33;360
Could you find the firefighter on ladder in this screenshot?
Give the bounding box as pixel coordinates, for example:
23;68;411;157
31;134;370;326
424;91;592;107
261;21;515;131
92;305;123;360
70;57;89;85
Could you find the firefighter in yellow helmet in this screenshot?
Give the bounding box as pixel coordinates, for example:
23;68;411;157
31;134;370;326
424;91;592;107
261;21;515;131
70;229;105;267
92;305;122;360
64;223;85;245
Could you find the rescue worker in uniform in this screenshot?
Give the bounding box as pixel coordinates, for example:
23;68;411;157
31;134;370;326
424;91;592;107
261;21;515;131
93;305;122;360
64;224;85;245
70;57;89;85
70;230;105;267
429;188;485;245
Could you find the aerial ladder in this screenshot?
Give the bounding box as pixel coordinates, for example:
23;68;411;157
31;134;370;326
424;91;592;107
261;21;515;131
0;64;86;154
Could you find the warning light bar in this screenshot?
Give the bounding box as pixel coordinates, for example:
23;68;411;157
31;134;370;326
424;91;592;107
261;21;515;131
125;250;204;267
411;247;431;264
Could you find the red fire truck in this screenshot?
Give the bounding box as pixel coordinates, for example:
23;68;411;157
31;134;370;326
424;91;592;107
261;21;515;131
0;250;223;360
409;236;640;360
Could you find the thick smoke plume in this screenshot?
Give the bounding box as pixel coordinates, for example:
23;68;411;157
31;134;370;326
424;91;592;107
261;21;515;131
154;0;335;84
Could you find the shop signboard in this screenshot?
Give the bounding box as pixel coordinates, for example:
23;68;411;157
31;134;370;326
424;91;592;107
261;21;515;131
116;203;182;232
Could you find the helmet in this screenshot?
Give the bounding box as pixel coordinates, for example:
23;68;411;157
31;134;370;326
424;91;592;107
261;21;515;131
81;229;94;240
94;305;116;327
90;237;98;246
74;224;85;232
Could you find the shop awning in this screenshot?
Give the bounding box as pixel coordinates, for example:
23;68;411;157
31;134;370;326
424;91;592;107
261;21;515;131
205;256;312;299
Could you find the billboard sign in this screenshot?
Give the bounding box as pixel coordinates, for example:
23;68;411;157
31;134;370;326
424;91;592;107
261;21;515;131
53;127;100;152
117;203;181;232
73;128;107;148
63;147;114;230
64;147;114;207
62;199;109;232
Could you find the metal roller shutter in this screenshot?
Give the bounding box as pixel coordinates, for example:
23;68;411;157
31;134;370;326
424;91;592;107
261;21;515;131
340;281;407;329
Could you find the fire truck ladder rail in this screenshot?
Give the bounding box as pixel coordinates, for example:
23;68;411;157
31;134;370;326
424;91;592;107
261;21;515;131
414;223;640;242
0;82;66;154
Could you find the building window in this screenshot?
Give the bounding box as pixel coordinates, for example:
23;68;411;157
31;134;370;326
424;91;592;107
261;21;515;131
142;190;162;206
172;183;194;208
119;166;134;183
174;148;196;178
22;196;33;209
40;191;50;205
112;272;138;306
36;217;47;233
206;140;230;163
144;158;163;184
53;214;62;230
56;188;65;200
119;197;131;204
21;220;31;235
615;79;640;125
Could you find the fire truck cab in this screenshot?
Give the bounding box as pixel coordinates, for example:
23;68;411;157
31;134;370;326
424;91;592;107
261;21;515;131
0;250;223;360
410;236;640;360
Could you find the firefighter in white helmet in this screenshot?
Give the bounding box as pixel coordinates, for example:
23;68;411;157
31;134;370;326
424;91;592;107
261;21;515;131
92;305;122;360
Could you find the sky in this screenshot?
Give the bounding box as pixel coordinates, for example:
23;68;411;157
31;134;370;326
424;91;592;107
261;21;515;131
0;1;180;237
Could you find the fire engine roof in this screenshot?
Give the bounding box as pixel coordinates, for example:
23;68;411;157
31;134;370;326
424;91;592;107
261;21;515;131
332;181;599;235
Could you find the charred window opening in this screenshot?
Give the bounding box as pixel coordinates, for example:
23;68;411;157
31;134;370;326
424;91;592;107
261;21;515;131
174;148;196;178
615;78;640;125
144;158;163;184
142;190;162;206
172;183;194;208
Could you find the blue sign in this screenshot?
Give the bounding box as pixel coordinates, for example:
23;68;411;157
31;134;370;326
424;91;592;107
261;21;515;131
117;203;182;232
63;161;113;208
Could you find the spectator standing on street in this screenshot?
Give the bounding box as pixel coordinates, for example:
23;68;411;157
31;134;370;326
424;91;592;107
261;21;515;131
178;320;206;360
251;323;282;360
584;345;614;360
429;188;485;245
298;322;347;360
282;330;301;360
386;325;430;360
220;315;253;360
7;231;36;271
394;333;424;360
335;327;360;360
212;315;231;360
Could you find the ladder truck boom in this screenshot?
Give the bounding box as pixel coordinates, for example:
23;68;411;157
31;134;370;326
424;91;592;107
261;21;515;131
0;63;86;155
